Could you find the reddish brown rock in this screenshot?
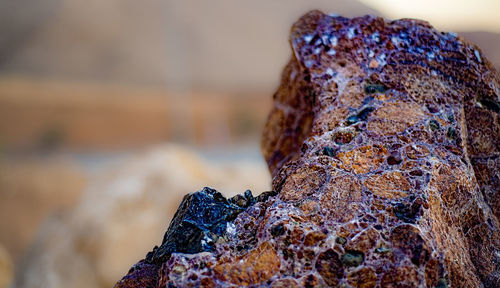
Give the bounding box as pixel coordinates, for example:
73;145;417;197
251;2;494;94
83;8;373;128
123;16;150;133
214;242;280;286
347;267;377;288
116;11;500;287
363;171;411;199
337;145;388;174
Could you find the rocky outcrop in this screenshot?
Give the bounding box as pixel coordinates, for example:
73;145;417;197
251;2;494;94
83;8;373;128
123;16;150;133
116;11;500;287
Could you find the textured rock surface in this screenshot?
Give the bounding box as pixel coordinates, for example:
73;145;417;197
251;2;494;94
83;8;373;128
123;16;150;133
116;11;500;287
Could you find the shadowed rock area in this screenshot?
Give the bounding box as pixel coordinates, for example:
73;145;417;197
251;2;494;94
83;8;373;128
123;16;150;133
116;11;500;287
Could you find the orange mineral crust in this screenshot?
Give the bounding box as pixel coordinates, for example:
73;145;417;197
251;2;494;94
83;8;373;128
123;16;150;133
116;11;499;287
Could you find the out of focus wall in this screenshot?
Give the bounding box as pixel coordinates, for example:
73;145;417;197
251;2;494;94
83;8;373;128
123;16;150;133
0;0;498;151
0;0;380;89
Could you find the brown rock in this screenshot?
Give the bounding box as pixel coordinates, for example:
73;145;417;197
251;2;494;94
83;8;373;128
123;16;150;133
405;144;430;159
214;242;280;286
367;101;427;136
337;145;387;174
303;231;327;246
363;171;411;199
315;249;343;287
280;165;326;201
345;228;380;253
347;267;377;288
270;278;300;288
116;10;500;288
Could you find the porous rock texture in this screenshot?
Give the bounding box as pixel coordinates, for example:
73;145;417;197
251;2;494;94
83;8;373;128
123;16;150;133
116;11;500;287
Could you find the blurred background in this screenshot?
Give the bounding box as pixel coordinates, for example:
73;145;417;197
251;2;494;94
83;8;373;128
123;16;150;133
0;0;498;287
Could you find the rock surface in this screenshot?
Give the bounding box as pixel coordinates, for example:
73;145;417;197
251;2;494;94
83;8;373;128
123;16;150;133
116;11;500;287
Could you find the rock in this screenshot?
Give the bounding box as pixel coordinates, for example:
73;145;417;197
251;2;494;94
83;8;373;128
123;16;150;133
116;11;499;287
13;145;270;288
0;158;85;263
145;187;270;264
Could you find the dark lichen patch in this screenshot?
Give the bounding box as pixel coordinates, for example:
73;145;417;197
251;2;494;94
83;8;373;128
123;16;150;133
446;114;455;123
357;107;375;121
302;274;321;287
271;224;286;237
341;250;365;267
429;120;440;131
346;115;360;125
478;98;500;113
364;83;387;94
345;107;375;126
387;152;403;165
446;127;457;140
282;248;294;261
335;236;347;245
409;169;423;176
145;187;258;264
436;278;448;288
323;146;337;157
363;96;375;105
427;106;439;113
393;201;422;223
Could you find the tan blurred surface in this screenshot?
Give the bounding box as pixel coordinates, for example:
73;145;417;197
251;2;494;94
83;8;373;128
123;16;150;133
0;156;86;262
0;244;13;288
13;145;270;288
0;76;270;150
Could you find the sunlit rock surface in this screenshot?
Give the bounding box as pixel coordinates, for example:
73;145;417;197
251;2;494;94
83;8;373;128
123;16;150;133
116;11;499;287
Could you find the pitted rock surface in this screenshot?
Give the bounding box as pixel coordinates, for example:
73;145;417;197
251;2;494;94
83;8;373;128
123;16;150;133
115;11;500;287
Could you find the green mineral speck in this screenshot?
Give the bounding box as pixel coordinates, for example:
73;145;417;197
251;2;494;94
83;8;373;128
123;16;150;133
341;250;364;267
447;127;457;139
447;114;455;123
323;146;336;157
429;120;440;131
364;83;386;94
436;278;447;288
335;236;347;245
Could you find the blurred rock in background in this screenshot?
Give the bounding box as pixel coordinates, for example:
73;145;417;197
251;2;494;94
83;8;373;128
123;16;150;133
13;145;270;288
0;157;86;265
0;244;13;288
